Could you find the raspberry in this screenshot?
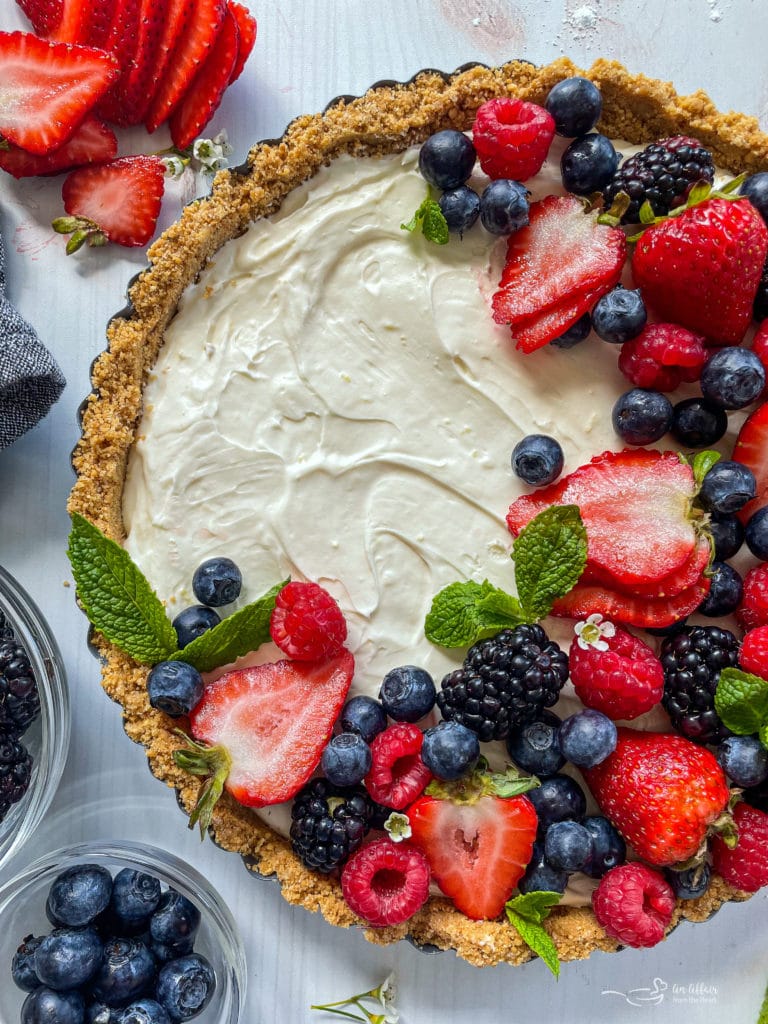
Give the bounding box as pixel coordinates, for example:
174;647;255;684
269;581;347;661
340;836;430;927
472;98;555;182
364;723;432;810
618;323;707;392
738;563;768;631
712;802;768;892
290;778;373;873
660;626;739;743
569;625;664;721
592;863;676;948
740;625;768;678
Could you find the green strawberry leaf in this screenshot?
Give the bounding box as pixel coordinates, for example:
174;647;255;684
714;667;768;738
691;449;721;490
67;512;178;665
401;195;449;245
513;505;587;621
425;579;525;648
505;891;562;978
173;580;287;673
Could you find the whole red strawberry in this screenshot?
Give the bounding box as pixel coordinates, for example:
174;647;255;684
583;728;731;866
632;191;768;345
712;802;768;892
569;621;664;720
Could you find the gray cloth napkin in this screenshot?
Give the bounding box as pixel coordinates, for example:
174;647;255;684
0;229;65;448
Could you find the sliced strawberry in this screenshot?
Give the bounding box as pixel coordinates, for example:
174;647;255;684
180;651;354;820
96;0;142;124
56;155;165;250
144;0;227;133
0;30;119;155
551;575;711;629
582;533;712;599
168;4;238;149
227;0;256;84
0;115;116;179
507;449;699;587
83;0;118;48
734;402;768;524
141;0;195;113
16;0;63;36
510;284;603;353
109;0;174;125
49;0;89;42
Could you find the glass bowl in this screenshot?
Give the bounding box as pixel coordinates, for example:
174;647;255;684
0;839;246;1023
0;564;69;873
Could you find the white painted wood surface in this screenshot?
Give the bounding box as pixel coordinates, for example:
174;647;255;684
1;1;767;1020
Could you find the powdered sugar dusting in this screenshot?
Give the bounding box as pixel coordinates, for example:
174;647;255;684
568;4;599;34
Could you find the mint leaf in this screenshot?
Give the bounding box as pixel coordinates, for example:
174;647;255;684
425;580;524;648
505;891;562;978
67;513;179;665
761;723;768;749
513;505;587;621
174;580;286;673
691;450;721;489
401;196;449;245
715;667;768;738
758;978;768;1024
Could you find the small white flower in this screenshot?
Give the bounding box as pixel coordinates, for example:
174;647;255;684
161;154;187;179
192;133;233;174
383;812;412;843
574;613;616;651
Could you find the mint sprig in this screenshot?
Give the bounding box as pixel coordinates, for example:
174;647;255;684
425;506;587;648
715;667;768;745
505;891;562;978
401;195;449;245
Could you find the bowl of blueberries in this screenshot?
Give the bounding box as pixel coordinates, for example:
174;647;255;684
0;565;69;873
0;839;246;1024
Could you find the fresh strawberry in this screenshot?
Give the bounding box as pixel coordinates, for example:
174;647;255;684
509;284;604;354
551;575;710;629
175;650;354;829
738;563;768;631
472;98;555;182
365;723;432;810
507;449;700;587
739;625;768;679
169;3;238;149
226;0;256;84
16;0;62;36
582;533;711;599
0;115;116;179
48;0;88;42
592;863;675;948
618;323;708;392
96;0;142;124
632;192;768;346
711;802;768;892
583;728;731;866
733;401;768;524
0;30;119;155
340;837;430;927
408;766;538;920
112;0;175;125
83;0;118;48
569;623;664;721
140;0;195;112
144;0;227;133
492;195;626;352
55;155;165;251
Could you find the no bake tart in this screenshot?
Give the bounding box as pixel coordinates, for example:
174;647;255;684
69;57;768;967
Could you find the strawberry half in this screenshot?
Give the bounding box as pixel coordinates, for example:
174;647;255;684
227;0;256;84
551;575;710;629
408;765;538;920
0;115;116;179
0;30;119;155
582;533;711;599
16;0;63;36
733;401;768;525
176;650;354;831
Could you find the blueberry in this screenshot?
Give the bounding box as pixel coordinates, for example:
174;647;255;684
716;735;768;787
543;820;593;872
670;397;728;448
438;185;481;235
91;938;156;1008
21;988;85;1024
421;721;480;780
150;891;201;948
664;862;711;900
746;506;768;559
558;709;617;768
709;513;745;561
418;130;476;190
116;999;171;1024
550;312;591;349
612;388;673;445
340;695;387;743
147;662;204;718
517;840;567;895
698;561;744;617
527;773;586;829
479;179;530;235
505;711;565;778
320;732;372;786
700;347;766;409
156;954;216;1022
740;172;768;223
191;557;242;607
47;864;113;928
510;434;564;486
379;665;436;722
150;938;195;965
110;869;162;930
561;133;619;195
591;287;647;344
699;460;757;514
12;934;43;992
87;1003;114;1024
582;816;626;878
35;927;103;992
171;606;220;649
545;76;602;138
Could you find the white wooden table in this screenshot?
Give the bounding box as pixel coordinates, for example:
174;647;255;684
1;1;767;1020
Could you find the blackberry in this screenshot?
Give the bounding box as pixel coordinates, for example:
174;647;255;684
660;626;739;743
290;778;373;873
0;639;40;738
603;136;715;224
436;624;569;742
0;736;32;822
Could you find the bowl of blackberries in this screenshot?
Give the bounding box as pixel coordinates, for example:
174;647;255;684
0;565;69;871
0;840;246;1024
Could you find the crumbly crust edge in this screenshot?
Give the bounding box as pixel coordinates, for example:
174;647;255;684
68;57;764;968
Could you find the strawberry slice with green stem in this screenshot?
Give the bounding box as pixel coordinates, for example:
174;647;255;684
0;115;116;179
734;401;768;525
174;650;354;832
